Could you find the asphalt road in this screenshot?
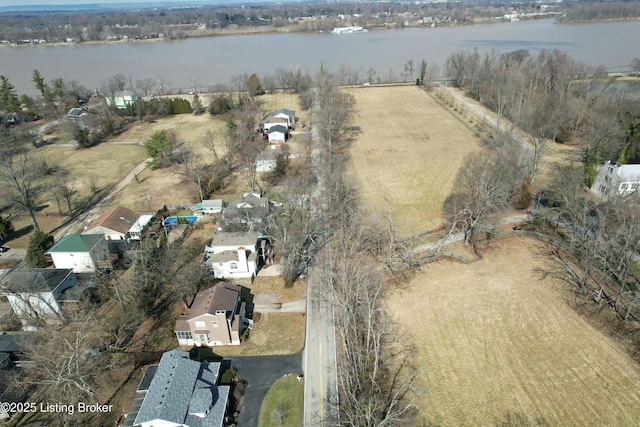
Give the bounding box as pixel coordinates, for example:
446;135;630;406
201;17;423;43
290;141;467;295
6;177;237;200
303;266;339;426
231;352;302;426
303;88;339;426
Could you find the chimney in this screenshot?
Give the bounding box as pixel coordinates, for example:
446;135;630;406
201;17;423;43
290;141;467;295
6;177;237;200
237;247;247;268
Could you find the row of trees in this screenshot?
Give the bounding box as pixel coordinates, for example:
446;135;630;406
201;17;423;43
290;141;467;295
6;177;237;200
307;67;418;425
560;1;640;22
446;48;640;184
0;1;558;43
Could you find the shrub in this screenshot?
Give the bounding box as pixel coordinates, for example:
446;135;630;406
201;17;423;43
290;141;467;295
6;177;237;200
169;98;193;114
220;368;235;385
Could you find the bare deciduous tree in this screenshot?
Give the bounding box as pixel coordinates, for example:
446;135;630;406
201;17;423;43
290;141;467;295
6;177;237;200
319;243;418;426
0;153;45;231
443;150;516;252
13;317;103;426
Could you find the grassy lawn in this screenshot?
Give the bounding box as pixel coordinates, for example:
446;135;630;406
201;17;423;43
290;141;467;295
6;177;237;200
205;312;306;357
251;273;307;303
388;237;640;426
258;374;304;427
345;85;482;235
5;143;147;248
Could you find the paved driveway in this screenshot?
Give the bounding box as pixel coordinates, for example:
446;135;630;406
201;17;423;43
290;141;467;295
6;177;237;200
230;352;302;426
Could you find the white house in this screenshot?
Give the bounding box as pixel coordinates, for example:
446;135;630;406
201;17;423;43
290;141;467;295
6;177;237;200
200;232;259;280
0;269;77;325
46;234;111;273
591;160;640;197
207;249;257;280
268;125;287;144
260;117;289;133
106;90;139;109
267;108;295;128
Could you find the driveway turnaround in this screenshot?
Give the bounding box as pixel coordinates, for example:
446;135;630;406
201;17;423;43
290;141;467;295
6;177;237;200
230;352;302;426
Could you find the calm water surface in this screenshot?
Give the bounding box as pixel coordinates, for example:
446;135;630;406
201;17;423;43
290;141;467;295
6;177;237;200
2;19;639;95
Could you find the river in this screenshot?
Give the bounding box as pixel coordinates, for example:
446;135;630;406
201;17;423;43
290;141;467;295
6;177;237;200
2;18;640;96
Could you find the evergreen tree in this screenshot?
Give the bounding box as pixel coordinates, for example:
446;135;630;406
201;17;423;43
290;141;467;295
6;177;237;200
144;130;175;169
0;75;20;113
26;230;54;268
32;69;52;102
0;215;14;240
192;94;204;115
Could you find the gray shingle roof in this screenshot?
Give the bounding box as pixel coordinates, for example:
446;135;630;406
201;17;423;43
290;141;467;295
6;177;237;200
269;108;295;117
133;350;228;427
210;232;259;249
202;200;223;209
2;268;73;293
209;250;239;263
268;124;287;134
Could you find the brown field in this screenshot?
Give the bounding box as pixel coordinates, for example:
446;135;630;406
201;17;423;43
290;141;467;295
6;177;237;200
388;237;640;427
345;86;482;234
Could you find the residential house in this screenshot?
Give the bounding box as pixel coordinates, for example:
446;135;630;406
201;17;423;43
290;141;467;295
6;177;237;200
0;268;77;325
592;160;640;197
174;283;248;346
106;90;139;109
65;108;91;130
83;206;143;246
130;349;229;427
206;249;257;281
207;231;259;253
46;234;112;273
223;193;270;228
267;108;295;128
200;232;259;280
193;199;224;214
256;149;278;172
268;124;288;144
260;117;289;133
128;214;154;241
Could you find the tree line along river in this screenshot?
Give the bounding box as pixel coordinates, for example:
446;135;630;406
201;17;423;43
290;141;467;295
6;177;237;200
2;18;640;96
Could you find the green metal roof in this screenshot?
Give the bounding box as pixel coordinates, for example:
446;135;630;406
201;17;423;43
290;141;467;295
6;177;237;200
47;234;104;253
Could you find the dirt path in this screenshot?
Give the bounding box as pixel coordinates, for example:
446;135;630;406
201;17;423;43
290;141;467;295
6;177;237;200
52;155;151;241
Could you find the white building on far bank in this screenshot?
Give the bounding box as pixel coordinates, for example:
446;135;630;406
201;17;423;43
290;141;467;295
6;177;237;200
591;160;640;197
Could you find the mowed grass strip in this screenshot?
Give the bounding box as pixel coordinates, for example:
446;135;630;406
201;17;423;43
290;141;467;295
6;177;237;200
258;374;304;427
388;237;640;427
345;86;482;235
